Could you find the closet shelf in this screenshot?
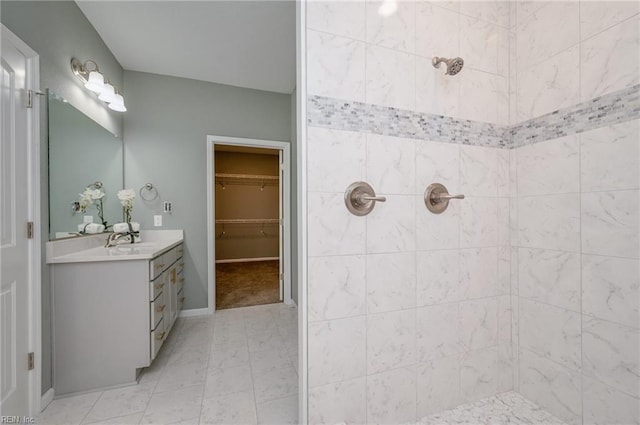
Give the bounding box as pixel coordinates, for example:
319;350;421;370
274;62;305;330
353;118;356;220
215;219;280;224
215;173;278;181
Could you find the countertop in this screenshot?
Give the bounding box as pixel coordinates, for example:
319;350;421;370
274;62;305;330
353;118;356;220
46;230;183;264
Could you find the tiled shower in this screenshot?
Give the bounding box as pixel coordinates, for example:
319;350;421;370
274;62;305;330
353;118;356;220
304;1;639;424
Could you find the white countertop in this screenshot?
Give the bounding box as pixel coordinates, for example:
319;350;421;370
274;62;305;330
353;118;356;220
46;230;183;264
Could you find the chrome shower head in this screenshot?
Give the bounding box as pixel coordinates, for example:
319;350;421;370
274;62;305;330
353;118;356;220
432;56;464;76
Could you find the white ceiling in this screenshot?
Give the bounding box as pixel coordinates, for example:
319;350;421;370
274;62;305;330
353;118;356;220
76;1;296;94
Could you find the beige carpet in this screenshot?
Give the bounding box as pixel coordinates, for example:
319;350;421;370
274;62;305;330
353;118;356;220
215;260;280;310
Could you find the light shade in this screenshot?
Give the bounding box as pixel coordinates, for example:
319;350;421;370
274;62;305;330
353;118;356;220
84;70;105;93
98;83;116;103
108;93;127;112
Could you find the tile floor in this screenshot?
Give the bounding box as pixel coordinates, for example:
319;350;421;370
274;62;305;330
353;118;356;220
37;302;299;425
419;391;567;425
37;303;566;425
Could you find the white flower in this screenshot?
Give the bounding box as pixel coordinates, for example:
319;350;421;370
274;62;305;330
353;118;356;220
117;189;136;207
78;190;93;213
117;189;135;201
89;189;105;200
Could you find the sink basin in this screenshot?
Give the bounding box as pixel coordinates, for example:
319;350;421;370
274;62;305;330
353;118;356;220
106;242;159;255
126;242;156;248
108;242;156;249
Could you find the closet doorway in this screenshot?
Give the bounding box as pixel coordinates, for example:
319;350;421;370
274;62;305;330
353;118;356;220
207;136;291;311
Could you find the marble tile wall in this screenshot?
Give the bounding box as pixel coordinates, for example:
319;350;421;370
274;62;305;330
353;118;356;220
512;3;640;425
306;2;510;423
306;126;511;424
306;0;509;125
306;1;640;424
515;1;639;123
513;118;640;425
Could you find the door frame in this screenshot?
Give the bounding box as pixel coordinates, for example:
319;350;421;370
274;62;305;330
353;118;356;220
295;0;308;421
206;135;292;312
1;24;42;416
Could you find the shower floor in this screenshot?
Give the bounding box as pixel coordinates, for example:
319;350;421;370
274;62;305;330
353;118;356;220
419;391;567;425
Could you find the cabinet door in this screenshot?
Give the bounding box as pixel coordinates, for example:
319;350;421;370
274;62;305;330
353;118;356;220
168;265;178;328
150;316;165;360
150;286;167;361
151;286;168;333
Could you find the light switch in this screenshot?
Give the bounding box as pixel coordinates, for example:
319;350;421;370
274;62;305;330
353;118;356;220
154;215;162;227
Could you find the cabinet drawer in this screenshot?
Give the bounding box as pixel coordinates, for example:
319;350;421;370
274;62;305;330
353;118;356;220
150;318;166;360
164;248;177;269
150;254;167;280
150;296;167;331
176;243;184;259
150;278;166;302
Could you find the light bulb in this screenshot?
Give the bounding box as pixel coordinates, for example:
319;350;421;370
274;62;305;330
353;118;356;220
98;83;116;103
84;71;104;93
108;93;127;112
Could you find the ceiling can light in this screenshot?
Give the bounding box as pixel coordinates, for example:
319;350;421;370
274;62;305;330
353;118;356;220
71;57;126;112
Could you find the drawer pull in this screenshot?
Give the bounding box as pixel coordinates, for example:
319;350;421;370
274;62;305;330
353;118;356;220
155;331;166;341
156;304;166;313
155;263;165;269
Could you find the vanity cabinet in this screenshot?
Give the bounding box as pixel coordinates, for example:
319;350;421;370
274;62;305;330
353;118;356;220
149;244;184;359
50;240;184;396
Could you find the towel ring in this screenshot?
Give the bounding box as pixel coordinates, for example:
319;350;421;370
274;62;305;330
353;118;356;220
139;183;159;201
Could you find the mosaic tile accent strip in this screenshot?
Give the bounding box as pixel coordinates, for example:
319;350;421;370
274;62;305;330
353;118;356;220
509;84;640;148
308;84;640;149
307;96;507;148
418;391;567;425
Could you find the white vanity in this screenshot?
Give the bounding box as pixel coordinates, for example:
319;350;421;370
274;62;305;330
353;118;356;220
46;230;184;396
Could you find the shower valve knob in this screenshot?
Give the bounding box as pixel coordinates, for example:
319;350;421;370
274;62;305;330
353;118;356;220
345;182;386;216
425;183;464;214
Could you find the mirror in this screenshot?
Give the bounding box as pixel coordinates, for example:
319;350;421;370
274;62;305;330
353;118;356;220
48;91;123;240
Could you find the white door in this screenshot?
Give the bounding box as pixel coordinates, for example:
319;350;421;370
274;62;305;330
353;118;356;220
0;29;32;416
278;150;284;301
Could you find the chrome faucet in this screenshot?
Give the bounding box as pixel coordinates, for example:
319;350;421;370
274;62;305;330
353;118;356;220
105;232;129;247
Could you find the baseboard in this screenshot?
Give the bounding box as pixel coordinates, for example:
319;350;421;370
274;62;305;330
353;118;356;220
178;308;212;318
41;388;54;411
215;257;279;264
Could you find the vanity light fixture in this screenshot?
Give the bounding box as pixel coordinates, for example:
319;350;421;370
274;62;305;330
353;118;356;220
98;82;116;103
71;58;127;112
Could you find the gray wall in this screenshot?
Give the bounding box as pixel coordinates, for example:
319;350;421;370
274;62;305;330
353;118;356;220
123;71;294;310
1;0;124;395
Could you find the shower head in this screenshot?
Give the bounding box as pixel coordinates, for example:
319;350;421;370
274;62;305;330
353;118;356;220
432;56;464;76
